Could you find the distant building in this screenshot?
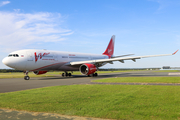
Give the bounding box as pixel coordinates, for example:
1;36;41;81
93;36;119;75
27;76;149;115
162;66;170;69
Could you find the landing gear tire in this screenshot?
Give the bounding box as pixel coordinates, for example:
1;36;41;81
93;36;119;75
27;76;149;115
88;73;98;77
68;73;72;77
65;73;68;77
62;72;72;77
24;76;30;80
94;73;98;77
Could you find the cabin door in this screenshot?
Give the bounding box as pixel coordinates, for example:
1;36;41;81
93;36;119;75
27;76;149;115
27;52;33;61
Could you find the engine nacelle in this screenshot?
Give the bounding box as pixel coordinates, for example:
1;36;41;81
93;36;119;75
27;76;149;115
33;71;48;75
79;63;97;75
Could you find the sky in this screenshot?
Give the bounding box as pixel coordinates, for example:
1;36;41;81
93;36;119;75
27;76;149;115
0;0;180;69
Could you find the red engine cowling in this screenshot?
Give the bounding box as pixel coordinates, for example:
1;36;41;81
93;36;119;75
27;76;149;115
33;71;48;75
79;63;97;75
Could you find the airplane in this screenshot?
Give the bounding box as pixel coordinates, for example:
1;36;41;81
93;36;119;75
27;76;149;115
2;35;178;80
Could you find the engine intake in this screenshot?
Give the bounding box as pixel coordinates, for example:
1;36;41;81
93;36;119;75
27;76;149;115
79;63;97;75
33;71;47;75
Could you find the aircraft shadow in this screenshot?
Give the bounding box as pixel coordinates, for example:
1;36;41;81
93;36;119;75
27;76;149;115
35;75;89;80
34;73;132;80
34;72;169;80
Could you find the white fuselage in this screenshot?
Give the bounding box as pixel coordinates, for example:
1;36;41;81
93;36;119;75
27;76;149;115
2;49;108;71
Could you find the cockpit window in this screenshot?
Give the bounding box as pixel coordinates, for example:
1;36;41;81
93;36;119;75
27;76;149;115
8;54;19;57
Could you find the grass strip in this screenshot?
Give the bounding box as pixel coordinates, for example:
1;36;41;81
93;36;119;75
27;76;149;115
153;70;180;72
0;70;140;79
0;72;53;79
93;77;180;83
0;85;180;119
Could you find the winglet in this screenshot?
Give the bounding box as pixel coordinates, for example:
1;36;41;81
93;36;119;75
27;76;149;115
172;49;179;55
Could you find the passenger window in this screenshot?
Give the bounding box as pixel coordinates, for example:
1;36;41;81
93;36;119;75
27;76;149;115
16;54;19;57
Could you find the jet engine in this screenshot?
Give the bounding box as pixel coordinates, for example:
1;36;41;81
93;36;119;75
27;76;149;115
33;71;48;75
79;63;97;75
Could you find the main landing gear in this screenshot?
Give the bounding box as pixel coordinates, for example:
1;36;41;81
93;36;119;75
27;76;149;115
62;72;72;77
88;73;98;77
24;71;30;80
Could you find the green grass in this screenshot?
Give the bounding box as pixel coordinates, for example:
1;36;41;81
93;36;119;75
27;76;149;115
93;77;180;83
0;70;178;79
0;70;140;79
0;85;180;119
0;72;53;79
97;70;144;73
154;70;180;72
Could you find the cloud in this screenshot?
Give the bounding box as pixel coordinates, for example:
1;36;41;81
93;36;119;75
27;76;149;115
0;1;10;7
0;11;73;52
149;0;180;11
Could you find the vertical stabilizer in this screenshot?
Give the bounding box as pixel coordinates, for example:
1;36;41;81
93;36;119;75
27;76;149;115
102;35;115;58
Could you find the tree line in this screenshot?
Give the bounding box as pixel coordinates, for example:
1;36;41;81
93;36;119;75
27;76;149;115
0;69;23;73
0;68;160;73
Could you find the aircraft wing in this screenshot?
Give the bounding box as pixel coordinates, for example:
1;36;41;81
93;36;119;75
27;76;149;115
111;54;134;58
70;50;178;66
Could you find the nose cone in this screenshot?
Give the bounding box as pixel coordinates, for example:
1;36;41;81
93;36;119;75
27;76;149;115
2;57;16;68
2;57;8;65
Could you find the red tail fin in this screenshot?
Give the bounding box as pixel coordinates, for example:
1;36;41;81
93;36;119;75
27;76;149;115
102;35;115;58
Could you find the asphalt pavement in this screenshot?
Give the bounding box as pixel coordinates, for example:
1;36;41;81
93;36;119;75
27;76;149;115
0;70;174;93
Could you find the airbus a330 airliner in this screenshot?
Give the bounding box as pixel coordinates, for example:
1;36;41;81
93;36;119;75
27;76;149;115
2;35;178;80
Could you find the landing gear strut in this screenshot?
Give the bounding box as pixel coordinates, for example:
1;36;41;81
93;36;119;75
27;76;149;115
24;71;30;80
62;72;72;77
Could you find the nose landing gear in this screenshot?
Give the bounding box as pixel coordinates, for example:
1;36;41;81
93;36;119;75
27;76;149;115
24;76;30;80
24;71;30;80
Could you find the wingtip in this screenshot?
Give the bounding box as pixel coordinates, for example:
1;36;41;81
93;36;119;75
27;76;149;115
172;49;179;55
